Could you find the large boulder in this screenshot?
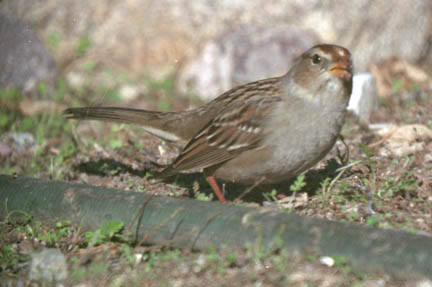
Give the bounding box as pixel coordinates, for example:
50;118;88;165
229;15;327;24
0;14;57;93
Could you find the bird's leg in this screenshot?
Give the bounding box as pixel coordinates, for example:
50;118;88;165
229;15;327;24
206;176;227;203
337;135;350;165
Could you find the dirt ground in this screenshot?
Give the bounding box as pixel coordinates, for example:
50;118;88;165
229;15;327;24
1;57;432;286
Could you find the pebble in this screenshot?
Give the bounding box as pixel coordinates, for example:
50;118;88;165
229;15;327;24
119;84;139;101
319;256;335;267
29;248;68;282
0;132;35;153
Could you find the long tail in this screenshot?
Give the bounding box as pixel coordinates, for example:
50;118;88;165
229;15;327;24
63;107;183;142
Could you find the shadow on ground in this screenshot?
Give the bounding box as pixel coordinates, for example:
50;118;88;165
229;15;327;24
74;158;150;178
74;157;355;203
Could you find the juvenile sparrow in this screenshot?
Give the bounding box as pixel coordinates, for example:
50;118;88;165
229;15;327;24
64;44;353;203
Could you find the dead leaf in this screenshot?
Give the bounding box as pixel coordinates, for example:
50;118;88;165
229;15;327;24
374;124;432;157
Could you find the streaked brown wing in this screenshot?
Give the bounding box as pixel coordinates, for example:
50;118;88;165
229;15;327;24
162;94;281;175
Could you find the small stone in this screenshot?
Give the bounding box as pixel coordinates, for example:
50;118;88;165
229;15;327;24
196;254;206;267
119;84;139;101
360;278;386;287
424;152;432;163
0;132;35;153
66;71;85;89
134;253;143;263
417;280;432;287
11;132;35;149
29;249;68;282
319;256;335;267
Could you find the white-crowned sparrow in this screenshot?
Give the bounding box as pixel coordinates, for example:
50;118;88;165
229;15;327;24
64;44;353;203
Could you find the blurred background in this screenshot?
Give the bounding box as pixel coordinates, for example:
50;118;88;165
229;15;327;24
1;0;432;100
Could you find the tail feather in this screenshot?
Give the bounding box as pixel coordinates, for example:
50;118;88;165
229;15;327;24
63;107;182;142
63;107;171;125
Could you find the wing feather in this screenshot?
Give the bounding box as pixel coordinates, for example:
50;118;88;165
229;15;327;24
162;88;282;176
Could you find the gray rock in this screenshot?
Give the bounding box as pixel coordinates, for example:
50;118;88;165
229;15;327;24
0;14;57;94
0;132;35;153
29;249;68;282
178;26;319;100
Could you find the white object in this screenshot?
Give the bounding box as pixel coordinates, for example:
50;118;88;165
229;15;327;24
348;73;377;127
319;256;335;267
29;249;68;282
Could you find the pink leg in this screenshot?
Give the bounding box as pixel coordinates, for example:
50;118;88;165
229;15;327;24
206;176;227;203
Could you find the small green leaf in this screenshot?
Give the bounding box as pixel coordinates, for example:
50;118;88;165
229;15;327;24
359;144;374;158
48;32;60;49
76;35;91;56
37;82;47;96
391;78;403;92
110;139;123;148
366;215;379;226
290;175;306;192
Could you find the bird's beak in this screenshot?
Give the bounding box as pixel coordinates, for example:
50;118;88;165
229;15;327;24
328;58;353;80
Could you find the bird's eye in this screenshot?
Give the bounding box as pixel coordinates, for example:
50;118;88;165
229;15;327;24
311;54;321;64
